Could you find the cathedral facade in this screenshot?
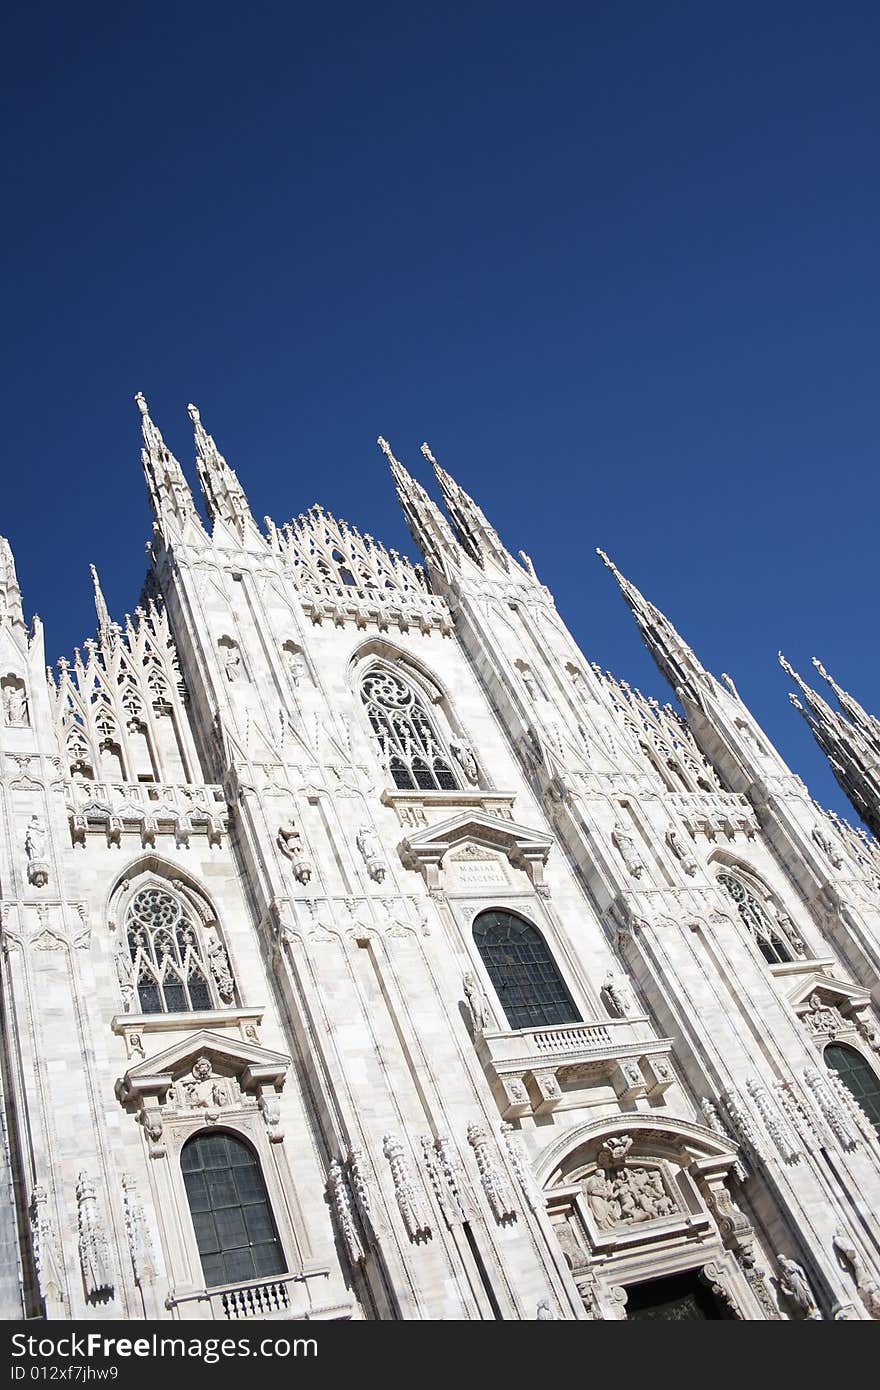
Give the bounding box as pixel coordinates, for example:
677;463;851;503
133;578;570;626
0;396;879;1321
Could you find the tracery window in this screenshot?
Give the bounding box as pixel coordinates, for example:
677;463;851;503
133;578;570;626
473;909;581;1031
824;1044;880;1135
126;886;219;1014
717;873;792;964
360;668;458;791
182;1132;286;1289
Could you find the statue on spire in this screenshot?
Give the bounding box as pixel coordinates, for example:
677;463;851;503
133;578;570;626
188;403;254;532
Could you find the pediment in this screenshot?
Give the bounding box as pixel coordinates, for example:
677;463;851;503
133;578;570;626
786;973;871;1015
399;811;553;888
117;1028;290;1104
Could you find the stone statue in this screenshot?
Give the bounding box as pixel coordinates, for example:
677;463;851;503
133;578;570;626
462;971;491;1032
805;992;843;1035
450;740;479;785
811;824;843;869
285;648;306;688
612;822;644;879
602;970;635;1018
777;1255;821;1319
666;828;697;877
278;821;313;884
224;647;241;683
3;684;27;726
356;825;386;883
203;925;235;1003
25;815;49;887
584;1170;618;1229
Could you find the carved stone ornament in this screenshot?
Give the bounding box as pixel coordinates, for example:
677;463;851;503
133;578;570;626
121;1174;156;1285
382;1134;431;1242
583;1158;678;1231
76;1173;114;1300
30;1186;64;1307
3;681;28;727
203;924;235;1004
803;992;845;1036
328;1158;365;1266
467;1122;517;1223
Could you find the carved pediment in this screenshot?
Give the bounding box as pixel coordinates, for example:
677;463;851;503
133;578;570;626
117;1028;290;1105
786;974;871;1017
399;811;553;888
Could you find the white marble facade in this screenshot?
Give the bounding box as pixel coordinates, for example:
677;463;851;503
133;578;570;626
0;399;878;1322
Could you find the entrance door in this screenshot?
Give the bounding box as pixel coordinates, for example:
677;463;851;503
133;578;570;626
625;1270;730;1320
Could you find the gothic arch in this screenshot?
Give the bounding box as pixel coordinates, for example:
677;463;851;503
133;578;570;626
350;642;479;793
108;858;236;1016
708;851;804;963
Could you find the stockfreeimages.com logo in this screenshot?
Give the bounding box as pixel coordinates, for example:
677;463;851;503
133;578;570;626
11;1333;317;1368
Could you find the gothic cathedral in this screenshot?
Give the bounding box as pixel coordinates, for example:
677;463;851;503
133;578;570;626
0;395;879;1322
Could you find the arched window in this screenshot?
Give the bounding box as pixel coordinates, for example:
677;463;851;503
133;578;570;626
182;1132;286;1288
360;667;458;791
824;1044;880;1134
125;885;230;1014
473;909;581;1031
717;873;792;964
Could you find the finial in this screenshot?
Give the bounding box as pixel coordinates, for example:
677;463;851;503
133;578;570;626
134;391;149;417
187;403;200;423
89;564;111;632
420;441;437;467
377;436;396;464
812;657;830;682
595;547;618;574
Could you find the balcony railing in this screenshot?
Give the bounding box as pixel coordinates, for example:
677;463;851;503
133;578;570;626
166;1269;325;1321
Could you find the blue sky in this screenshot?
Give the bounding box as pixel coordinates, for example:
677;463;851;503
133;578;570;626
2;3;878;821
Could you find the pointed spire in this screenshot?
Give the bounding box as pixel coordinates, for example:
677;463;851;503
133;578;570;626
812;657;880;742
422;442;511;571
780;651;880;837
378;436;460;570
135;392;201;535
597;549;711;701
0;536;25;630
89;564;112;636
187;403;255;532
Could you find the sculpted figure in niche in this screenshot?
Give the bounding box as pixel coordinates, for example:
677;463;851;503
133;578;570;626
284;647;306;688
463;971;491;1033
224;646;241;683
811;824;843;870
25;815;49;887
3;683;27;726
612;822;644;879
277;821;313;884
584;1170;618;1229
777;1255;821;1319
666;828;697;877
601;970;636;1018
450;740;479;785
203;924;235;1004
356;825;386;883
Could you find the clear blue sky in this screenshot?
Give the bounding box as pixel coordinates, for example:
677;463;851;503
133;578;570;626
3;3;878;822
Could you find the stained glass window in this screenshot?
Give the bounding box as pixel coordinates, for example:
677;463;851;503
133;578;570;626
126;886;214;1014
717;873;792;964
